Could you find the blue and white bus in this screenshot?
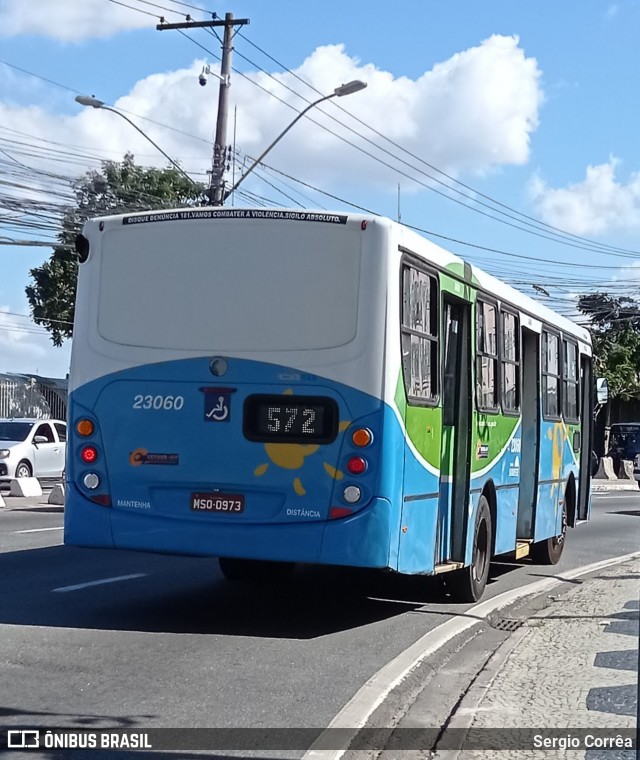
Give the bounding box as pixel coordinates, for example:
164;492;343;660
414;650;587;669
65;208;594;601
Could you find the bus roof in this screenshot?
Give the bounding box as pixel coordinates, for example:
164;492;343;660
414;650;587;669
84;206;591;346
392;218;591;345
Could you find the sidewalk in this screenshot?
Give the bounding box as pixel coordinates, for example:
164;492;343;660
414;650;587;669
434;558;639;758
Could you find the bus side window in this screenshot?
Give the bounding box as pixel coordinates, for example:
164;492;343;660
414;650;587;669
501;311;520;413
401;264;438;404
443;304;460;427
542;330;560;419
476;300;499;412
562;340;579;422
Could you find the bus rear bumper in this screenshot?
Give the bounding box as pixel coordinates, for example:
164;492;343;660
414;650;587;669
319;497;396;568
64;491;398;569
64;489;115;549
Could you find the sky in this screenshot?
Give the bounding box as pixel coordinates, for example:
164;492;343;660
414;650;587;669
0;0;639;377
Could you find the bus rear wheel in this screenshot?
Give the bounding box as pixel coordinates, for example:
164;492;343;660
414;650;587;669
531;501;567;565
448;496;492;603
218;557;295;583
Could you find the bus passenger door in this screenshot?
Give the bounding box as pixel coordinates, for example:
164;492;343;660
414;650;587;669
576;355;593;523
439;297;472;564
517;327;540;538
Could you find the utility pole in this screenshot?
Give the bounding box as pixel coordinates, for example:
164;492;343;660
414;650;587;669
157;12;249;206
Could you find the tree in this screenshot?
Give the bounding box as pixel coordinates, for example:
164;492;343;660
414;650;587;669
26;153;204;346
577;292;640;402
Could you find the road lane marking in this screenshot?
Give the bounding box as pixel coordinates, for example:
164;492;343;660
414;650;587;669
302;550;640;760
52;574;148;593
14;527;64;534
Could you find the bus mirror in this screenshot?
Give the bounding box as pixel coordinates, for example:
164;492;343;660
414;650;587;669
596;377;609;405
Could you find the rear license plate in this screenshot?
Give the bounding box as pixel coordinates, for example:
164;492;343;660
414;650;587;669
191;492;245;513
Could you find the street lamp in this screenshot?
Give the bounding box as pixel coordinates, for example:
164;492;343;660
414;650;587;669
222;79;367;203
75;95;199;189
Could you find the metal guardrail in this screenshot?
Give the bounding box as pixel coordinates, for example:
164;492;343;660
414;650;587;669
0;373;67;420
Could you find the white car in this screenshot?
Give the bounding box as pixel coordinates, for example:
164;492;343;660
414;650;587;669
0;419;67;481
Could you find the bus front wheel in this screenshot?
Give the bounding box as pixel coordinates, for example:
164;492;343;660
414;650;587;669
218;557;295;583
448;496;492;603
531;501;567;565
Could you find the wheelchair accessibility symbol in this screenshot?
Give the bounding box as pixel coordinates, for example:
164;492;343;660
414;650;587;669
207;396;229;421
200;387;236;422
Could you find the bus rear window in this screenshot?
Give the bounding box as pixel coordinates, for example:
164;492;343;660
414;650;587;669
97;222;361;351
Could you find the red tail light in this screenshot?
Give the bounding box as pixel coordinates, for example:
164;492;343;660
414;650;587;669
80;445;98;463
90;494;111;506
346;456;367;475
329;507;353;519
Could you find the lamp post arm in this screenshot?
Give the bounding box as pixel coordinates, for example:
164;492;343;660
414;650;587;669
223;92;334;201
100;106;198;189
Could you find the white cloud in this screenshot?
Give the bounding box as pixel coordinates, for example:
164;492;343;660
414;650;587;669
530;159;640;234
0;0;156;41
226;37;542;184
0;35;543;194
409;35;541;172
0;308;70;377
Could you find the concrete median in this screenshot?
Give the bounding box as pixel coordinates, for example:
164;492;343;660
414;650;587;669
8;477;43;497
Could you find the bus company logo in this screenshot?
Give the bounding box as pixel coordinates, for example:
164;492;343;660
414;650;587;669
7;730;40;748
129;449;179;466
200;387;236;422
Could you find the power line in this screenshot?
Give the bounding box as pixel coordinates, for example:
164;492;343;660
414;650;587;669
105;0;166;20
162;0;218;14
0;310;74;326
0;60;212;149
1;26;635;302
4;23;629;263
251;158;640;273
0;59;82;95
233;31;640;258
119;0;199;19
3;24;636;260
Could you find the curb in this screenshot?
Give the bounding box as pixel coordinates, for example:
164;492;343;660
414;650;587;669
302;551;640;760
433;626;530;760
591;482;639;492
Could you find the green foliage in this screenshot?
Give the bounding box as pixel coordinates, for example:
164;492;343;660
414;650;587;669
26;153;205;346
577;292;640;401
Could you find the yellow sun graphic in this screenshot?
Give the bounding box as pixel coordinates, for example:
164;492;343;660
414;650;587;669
547;423;567;512
253;389;351;495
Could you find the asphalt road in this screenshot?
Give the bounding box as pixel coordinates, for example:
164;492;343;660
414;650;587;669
0;491;638;757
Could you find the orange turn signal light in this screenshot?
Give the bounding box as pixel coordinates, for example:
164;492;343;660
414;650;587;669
76;419;94;437
352;428;373;447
